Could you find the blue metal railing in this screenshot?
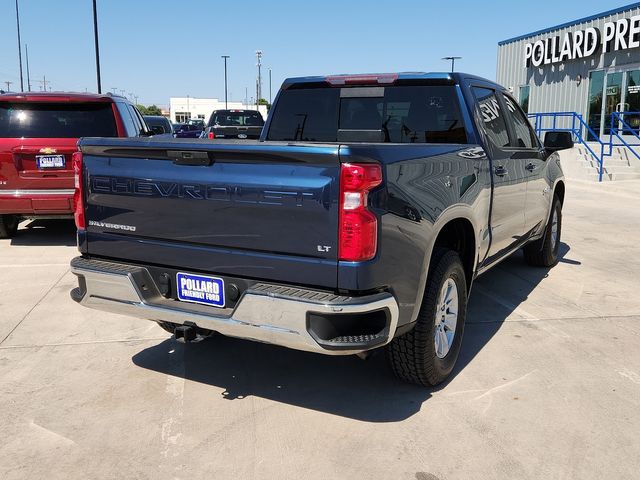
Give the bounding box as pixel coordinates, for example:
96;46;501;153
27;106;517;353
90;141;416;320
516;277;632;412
528;112;609;181
609;112;640;162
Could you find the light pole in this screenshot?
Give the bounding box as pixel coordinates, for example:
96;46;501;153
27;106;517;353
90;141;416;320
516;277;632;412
221;55;230;109
25;43;31;91
442;56;462;73
93;0;102;93
15;0;24;91
256;50;263;103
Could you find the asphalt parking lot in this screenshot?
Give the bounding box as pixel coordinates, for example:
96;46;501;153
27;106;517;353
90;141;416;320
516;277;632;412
1;180;639;480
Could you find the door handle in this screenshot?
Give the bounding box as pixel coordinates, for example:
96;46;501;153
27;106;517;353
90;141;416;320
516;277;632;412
494;165;508;177
525;162;536;172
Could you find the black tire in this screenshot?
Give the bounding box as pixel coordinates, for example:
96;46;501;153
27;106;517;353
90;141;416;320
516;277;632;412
386;248;467;386
0;215;19;239
523;195;562;268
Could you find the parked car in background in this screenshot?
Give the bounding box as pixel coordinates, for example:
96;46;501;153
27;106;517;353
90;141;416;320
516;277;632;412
174;123;203;138
187;119;206;129
143;115;173;136
201;109;264;139
0;92;150;238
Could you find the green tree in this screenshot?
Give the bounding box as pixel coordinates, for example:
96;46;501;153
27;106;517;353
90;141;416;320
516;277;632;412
257;98;271;111
136;104;162;115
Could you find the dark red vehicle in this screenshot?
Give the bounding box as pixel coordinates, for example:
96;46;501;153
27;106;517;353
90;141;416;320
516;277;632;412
0;92;149;238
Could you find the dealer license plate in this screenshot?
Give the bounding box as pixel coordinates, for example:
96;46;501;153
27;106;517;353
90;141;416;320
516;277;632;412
176;272;225;308
36;155;65;169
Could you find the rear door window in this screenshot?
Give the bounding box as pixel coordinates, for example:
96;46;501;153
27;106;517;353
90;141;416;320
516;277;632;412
502;93;538;148
471;87;510;149
267;85;467;143
0;102;117;138
116;102;137;136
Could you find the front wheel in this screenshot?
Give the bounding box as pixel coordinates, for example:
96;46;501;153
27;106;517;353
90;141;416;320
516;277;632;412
386;249;467;386
523;195;562;267
0;215;19;239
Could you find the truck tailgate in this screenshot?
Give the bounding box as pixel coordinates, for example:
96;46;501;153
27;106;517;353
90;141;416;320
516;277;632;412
79;139;340;288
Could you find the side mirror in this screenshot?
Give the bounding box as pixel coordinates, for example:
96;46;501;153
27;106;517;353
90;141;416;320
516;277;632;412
544;131;574;151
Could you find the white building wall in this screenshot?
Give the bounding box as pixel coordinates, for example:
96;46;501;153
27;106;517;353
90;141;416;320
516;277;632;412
169;97;268;124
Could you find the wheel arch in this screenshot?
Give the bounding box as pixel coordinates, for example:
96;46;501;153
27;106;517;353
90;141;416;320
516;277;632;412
554;180;565;206
432;217;477;292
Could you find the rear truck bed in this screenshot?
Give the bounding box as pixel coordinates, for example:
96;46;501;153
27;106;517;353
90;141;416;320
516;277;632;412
69;137;425;354
69;135;488;355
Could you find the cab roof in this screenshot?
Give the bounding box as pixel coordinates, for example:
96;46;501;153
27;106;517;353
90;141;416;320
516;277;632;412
281;72;504;91
0;91;128;103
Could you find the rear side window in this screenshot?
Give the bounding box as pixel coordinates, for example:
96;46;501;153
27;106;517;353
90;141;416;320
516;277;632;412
0;102;117;138
472;87;510;149
116;102;137;136
267;85;467;143
502;94;538;148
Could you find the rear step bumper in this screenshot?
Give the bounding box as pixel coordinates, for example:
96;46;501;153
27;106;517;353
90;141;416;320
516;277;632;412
70;256;399;355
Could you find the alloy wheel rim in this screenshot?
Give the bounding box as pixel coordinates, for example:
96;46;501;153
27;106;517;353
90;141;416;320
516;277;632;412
434;277;458;359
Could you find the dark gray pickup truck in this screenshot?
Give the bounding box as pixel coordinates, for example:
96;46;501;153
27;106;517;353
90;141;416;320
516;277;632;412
70;72;569;386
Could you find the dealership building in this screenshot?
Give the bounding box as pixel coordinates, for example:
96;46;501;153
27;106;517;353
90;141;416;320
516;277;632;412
497;3;640;139
169;97;268;125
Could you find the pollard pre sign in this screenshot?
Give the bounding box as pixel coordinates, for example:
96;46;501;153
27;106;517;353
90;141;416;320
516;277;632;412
524;15;640;67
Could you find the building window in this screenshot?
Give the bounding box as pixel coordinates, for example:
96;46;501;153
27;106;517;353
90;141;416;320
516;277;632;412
518;86;530;114
175;111;191;123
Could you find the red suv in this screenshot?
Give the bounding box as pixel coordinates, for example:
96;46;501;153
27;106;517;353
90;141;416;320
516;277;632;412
0;92;150;238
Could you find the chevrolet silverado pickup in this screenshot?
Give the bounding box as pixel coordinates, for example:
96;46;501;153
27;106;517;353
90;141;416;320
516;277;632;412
69;73;569;386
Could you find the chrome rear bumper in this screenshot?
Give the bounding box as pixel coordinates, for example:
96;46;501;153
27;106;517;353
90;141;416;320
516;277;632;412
70;257;399;355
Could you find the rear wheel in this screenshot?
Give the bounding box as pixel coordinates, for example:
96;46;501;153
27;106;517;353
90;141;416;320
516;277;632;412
386;248;467;386
523;195;562;267
0;215;19;239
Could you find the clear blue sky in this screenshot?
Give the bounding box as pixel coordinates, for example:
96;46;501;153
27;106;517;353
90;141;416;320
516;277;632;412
0;0;629;108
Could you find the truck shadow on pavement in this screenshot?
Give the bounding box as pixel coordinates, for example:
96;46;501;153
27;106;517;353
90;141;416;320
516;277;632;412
10;219;77;247
132;243;578;422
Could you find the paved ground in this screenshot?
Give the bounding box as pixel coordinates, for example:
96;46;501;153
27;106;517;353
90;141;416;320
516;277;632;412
1;180;639;480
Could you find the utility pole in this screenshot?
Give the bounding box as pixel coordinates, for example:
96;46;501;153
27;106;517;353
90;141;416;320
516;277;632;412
15;0;24;91
442;56;462;73
245;87;248;109
38;75;49;92
4;81;12;92
256;50;263;103
111;87;117;94
25;44;31;91
92;0;102;93
221;55;230;109
269;68;272;105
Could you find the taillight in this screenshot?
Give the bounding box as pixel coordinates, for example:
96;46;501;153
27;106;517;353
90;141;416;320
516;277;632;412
208;131;215;139
339;163;382;262
72;151;86;230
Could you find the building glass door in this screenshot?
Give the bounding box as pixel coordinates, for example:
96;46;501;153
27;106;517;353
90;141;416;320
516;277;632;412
604;72;623;135
587;71;604;140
